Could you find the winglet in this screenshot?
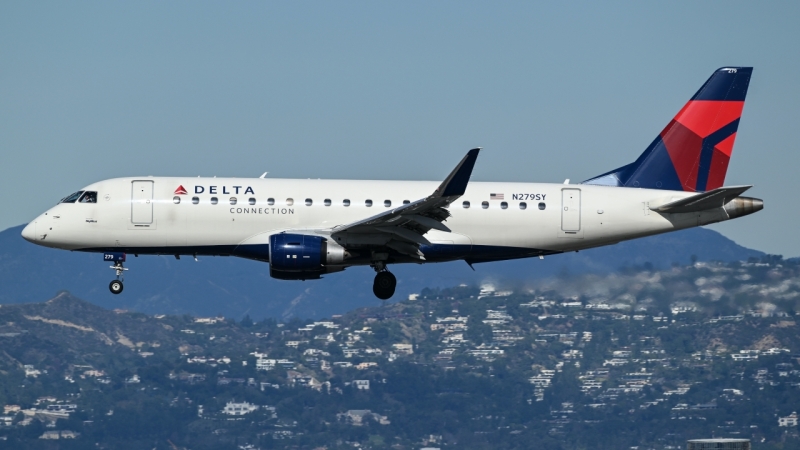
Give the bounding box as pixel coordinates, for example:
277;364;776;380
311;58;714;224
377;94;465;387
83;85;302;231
436;148;481;197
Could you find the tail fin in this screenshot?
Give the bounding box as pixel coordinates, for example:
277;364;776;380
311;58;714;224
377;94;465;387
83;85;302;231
583;67;752;192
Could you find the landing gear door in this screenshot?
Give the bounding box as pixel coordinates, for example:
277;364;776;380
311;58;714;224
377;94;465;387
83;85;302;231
559;188;583;239
131;180;154;226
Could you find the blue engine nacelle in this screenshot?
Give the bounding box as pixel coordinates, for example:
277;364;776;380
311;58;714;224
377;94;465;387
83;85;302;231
269;233;325;280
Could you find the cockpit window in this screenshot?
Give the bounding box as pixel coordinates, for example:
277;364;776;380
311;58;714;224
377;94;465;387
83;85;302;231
78;191;98;203
60;191;84;203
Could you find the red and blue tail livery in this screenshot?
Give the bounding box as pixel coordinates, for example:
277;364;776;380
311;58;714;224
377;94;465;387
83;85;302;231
584;67;752;192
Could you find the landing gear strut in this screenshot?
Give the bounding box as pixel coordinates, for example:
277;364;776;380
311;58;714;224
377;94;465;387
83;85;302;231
372;264;396;301
105;252;128;295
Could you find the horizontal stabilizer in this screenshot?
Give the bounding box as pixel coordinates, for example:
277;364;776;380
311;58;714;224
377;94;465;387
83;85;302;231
651;185;752;214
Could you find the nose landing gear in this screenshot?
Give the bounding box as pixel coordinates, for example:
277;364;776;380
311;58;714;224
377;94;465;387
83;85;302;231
109;279;124;295
371;261;396;300
104;253;128;295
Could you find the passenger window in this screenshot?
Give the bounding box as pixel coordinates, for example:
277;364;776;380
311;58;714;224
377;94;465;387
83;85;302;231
230;197;237;205
248;198;256;205
324;199;331;206
482;201;489;209
384;200;391;207
286;198;294;206
462;201;470;208
173;196;181;204
538;202;546;210
343;199;351;207
78;191;97;203
60;191;84;204
268;198;275;206
519;202;527;210
365;200;373;207
403;200;410;205
305;198;313;206
192;197;199;204
211;197;218;205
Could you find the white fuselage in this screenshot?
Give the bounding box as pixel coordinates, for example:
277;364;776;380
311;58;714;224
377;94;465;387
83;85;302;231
23;176;731;265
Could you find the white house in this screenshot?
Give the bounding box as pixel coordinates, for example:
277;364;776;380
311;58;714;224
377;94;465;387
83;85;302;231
222;401;259;416
339;409;390;426
779;412;798;427
256;359;276;371
24;365;41;378
392;343;414;355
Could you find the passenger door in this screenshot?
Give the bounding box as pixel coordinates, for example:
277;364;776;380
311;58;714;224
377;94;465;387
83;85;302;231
131;180;154;224
560;188;583;238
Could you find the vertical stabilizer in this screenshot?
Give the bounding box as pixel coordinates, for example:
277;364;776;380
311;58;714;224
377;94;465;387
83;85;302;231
583;67;752;192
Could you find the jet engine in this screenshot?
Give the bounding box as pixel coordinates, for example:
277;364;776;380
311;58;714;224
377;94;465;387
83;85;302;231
268;233;350;280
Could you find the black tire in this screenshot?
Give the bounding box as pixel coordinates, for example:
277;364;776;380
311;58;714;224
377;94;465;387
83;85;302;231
372;271;396;300
109;280;123;295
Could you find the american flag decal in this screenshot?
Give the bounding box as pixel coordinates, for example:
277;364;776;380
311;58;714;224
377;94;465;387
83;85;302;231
490;193;504;200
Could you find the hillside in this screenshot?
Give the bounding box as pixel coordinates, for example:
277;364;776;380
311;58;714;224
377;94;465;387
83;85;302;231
0;292;259;377
0;256;798;449
0;224;763;320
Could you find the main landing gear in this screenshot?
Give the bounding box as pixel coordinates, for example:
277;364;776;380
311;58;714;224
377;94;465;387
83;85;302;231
371;261;396;301
105;252;128;295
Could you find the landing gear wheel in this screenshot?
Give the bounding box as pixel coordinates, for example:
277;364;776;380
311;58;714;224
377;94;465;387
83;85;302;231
372;271;396;300
109;280;124;295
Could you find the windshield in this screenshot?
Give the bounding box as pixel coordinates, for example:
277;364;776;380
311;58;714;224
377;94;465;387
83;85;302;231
59;191;84;204
78;191;97;203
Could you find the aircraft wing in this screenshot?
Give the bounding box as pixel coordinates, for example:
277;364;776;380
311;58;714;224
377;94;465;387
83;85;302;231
329;148;480;259
650;185;752;214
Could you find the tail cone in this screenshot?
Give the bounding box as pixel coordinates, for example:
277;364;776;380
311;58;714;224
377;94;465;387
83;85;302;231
724;196;763;219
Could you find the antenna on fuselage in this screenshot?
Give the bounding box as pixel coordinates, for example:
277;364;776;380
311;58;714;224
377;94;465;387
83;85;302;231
259;172;268;178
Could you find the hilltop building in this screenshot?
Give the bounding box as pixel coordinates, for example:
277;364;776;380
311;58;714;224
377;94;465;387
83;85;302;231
222;401;258;416
687;438;750;450
779;412;798;427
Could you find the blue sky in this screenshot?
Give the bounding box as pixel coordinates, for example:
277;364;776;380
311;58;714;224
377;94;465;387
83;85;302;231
1;1;798;256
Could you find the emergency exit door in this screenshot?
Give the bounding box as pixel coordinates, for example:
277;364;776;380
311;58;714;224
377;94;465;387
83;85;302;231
561;188;581;232
131;181;154;224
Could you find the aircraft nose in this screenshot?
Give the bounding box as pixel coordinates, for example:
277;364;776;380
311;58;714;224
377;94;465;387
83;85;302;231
21;222;36;242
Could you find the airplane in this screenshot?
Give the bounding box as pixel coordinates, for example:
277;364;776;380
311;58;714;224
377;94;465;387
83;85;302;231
21;67;762;300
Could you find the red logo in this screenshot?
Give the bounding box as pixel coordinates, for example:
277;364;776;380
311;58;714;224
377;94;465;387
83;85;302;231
174;185;188;195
